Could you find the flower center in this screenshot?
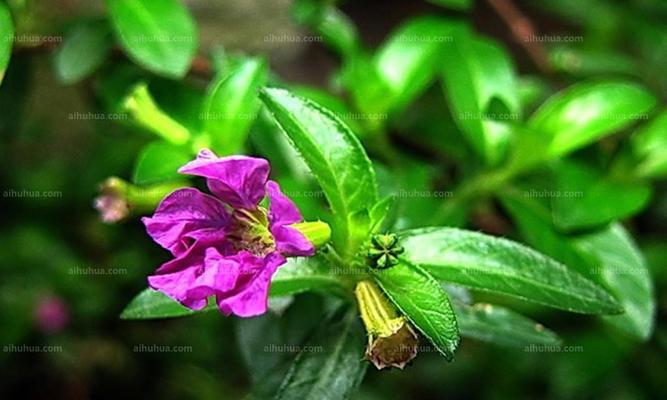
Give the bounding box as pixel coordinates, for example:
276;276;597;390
227;207;275;257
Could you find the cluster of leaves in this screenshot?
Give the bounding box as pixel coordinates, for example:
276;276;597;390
2;0;664;398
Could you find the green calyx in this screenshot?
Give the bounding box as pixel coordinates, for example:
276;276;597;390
366;233;404;270
94;177;187;223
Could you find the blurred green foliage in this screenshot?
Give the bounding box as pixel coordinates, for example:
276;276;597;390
1;0;666;399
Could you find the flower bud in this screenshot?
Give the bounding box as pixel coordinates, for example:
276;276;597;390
123;83;191;145
289;221;331;248
94;177;187;223
355;280;418;369
367;233;404;269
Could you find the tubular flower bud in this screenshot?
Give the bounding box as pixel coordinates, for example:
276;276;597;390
93;177;186;223
355;280;419;369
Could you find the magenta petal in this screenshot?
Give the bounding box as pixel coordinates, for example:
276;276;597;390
185;248;242;300
266;180;313;256
216;252;286;317
272;224;315;257
178;149;270;209
142;188;230;257
266;180;303;225
148;262;208;310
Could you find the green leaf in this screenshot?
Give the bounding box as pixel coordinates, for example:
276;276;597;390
517;75;551;113
549;46;639;77
372;259;459;360
454;302;562;347
106;0;198;78
427;0;473;11
498;187;591;277
275;312;366;400
340;55;394;126
512;81;657;169
120;288;200;319
269;256;348;298
293;85;364;136
53;19;113;84
260;87;378;257
400;227;622;314
201;58;267;154
0;2;14;85
440;31;521;164
632;109;667;178
291;0;360;59
572;224;655;341
499;188;654;340
132;141;192;185
375;16;461;113
551;160;651;230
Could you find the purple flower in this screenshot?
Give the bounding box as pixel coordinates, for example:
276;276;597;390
142;149;315;317
34;295;69;334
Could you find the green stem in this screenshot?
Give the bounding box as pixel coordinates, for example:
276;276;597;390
123;83;191;145
435;164;518;224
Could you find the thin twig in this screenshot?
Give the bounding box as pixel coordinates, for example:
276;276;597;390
485;0;552;74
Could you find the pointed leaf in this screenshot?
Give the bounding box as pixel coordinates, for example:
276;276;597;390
54;19;113;84
269;256;348;298
106;0;198;77
0;2;14;85
632;109;667;178
372;259;459;360
572;224;655;340
454;302;561;347
260;87;378;257
275;312;366;400
512;81;656;169
551;160;651;230
132;141;192;185
441;30;521;164
120;288;199;319
201;58;267;154
375;16;461;112
400;227;622;314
